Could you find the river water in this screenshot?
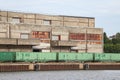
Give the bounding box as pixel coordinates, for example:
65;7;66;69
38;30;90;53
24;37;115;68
0;70;120;80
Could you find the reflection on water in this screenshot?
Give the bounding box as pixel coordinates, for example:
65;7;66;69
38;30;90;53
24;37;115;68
0;70;120;80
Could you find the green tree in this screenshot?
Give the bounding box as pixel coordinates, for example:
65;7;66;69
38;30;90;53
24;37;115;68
104;32;120;53
112;32;120;44
104;32;112;44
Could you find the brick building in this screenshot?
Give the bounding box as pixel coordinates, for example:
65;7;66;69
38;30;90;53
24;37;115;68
0;10;103;53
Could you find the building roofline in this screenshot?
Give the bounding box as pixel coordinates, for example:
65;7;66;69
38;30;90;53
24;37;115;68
0;9;95;19
59;15;94;19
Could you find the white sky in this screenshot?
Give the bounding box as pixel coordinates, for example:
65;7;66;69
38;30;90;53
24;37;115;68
0;0;120;36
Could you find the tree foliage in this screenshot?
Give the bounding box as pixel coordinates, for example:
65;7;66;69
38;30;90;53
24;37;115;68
104;32;120;53
104;32;112;44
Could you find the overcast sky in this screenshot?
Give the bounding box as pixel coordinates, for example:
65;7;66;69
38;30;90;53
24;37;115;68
0;0;120;36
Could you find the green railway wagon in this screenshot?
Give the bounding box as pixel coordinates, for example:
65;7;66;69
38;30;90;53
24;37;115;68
94;53;113;62
58;52;94;62
37;52;57;62
58;52;77;62
109;53;120;62
76;53;94;62
0;52;15;62
16;52;37;62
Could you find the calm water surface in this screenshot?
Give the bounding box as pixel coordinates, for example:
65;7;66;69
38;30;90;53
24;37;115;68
0;70;120;80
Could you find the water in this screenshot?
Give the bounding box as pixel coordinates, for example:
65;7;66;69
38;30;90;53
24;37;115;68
0;70;120;80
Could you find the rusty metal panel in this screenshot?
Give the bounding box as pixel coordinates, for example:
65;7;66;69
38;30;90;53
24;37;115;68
39;64;80;71
32;31;50;39
70;33;85;40
87;34;102;40
0;64;30;72
85;63;120;70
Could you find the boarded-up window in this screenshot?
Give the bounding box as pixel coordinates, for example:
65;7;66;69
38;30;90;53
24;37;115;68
70;33;102;41
12;17;21;23
43;20;51;25
87;34;102;40
21;33;29;39
70;33;85;40
32;31;50;39
52;35;61;40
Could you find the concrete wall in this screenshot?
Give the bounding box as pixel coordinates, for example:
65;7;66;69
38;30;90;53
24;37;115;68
10;24;51;39
0;22;9;38
51;46;70;52
0;10;103;53
52;27;69;41
0;45;32;52
0;11;95;28
8;45;32;52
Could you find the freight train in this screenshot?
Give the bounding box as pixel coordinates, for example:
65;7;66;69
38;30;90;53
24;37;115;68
0;52;120;62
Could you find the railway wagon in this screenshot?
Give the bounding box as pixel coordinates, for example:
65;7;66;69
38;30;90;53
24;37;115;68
110;53;120;62
0;52;15;62
15;52;37;62
94;53;120;62
16;52;57;62
58;52;77;62
37;52;57;62
76;53;93;62
58;52;94;62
